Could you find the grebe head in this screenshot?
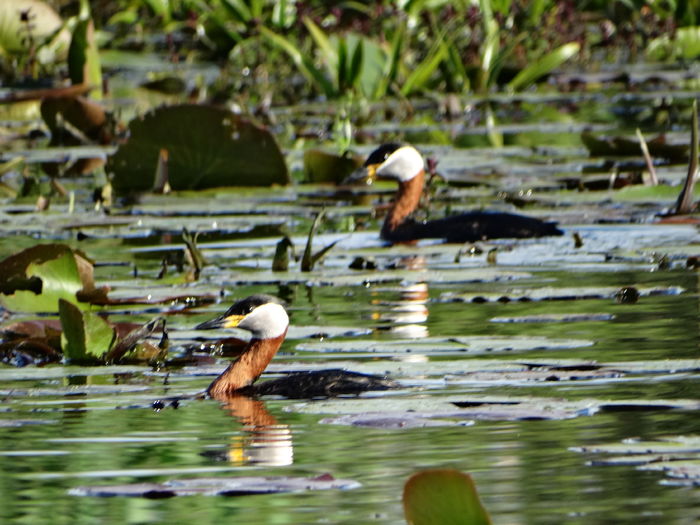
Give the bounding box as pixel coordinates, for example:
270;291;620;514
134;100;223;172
196;294;288;340
364;143;424;183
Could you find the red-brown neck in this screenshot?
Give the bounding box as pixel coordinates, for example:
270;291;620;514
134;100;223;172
381;170;425;238
208;330;287;399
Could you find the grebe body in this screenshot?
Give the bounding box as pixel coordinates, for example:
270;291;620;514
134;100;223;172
360;143;563;243
196;295;397;399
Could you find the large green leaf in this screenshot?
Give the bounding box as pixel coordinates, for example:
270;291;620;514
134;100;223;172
403;469;492;525
0;246;82;313
59;299;115;362
108;104;290;191
0;244;107;313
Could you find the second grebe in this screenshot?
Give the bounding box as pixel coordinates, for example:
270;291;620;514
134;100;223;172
359;143;563;243
196;294;397;399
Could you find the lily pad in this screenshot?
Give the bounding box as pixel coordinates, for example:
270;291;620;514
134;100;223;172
573;436;700;486
0;419;56;427
573;436;700;457
295;336;594;357
69;474;360;497
581;131;688;161
441;285;683;303
290;395;700;428
109;105;290;192
490;313;614;323
0;244;107;313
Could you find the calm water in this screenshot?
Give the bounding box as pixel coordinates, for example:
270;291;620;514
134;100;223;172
2;256;700;524
3;60;700;523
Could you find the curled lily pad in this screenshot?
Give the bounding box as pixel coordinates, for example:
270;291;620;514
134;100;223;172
0;338;61;366
0;244;108;313
108;104;290;192
40;96;111;145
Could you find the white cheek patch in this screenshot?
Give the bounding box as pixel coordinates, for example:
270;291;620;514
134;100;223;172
240;303;289;339
376;146;424;182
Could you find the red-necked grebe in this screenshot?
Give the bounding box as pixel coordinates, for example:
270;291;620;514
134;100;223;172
358;143;563;243
196;294;397;399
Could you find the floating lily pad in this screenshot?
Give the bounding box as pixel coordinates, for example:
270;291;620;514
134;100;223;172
573;436;700;486
296;336;593;357
581;131;688;161
69;474;360;497
0;384;152;398
0;365;146;381
442;285;683;303
109;105;290;192
490;313;614;323
182;323;371;343
0;419;56;427
290;395;700;428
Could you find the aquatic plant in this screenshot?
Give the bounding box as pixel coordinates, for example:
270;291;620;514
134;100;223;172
0;0;71;80
403;469;492;525
301;209;338;271
673;100;699;215
67;0;102;99
108;104;290;191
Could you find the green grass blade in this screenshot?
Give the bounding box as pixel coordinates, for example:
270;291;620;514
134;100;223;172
303;17;338;73
401;35;449;96
507;42;580;92
220;0;252;23
259;26;335;97
374;23;404;98
348;39;364;91
338;37;348;90
477;0;499;93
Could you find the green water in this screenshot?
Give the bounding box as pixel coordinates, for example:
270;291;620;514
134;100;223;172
3;57;700;523
2;260;700;523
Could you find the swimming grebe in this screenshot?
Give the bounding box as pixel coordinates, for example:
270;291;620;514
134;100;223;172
196;294;397;399
359;143;563;243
